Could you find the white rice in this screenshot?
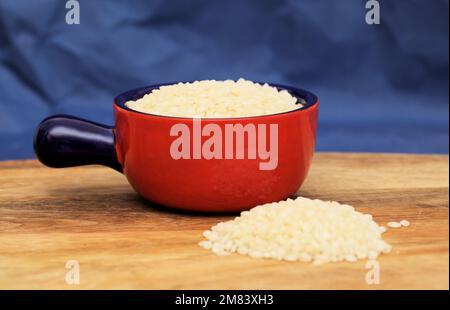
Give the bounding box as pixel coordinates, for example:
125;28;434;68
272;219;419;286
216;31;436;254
387;222;402;228
199;197;392;265
125;79;300;118
400;220;410;227
387;220;410;228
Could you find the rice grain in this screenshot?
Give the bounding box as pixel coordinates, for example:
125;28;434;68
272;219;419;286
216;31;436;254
199;197;392;264
125;79;301;118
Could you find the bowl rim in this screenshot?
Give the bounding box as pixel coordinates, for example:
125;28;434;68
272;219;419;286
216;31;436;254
114;81;319;120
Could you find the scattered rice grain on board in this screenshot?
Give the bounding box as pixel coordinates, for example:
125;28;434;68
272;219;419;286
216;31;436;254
387;221;402;228
400;220;410;227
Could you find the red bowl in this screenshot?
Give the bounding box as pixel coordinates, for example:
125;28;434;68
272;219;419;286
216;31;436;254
34;83;319;212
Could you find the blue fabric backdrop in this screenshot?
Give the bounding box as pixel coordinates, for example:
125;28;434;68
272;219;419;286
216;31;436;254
0;0;448;160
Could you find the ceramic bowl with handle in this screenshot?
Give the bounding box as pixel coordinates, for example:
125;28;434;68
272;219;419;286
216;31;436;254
34;83;319;212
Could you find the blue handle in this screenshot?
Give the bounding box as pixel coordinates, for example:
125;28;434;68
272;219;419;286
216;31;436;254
33;115;122;172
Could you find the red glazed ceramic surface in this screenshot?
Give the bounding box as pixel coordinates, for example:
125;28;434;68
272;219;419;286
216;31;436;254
114;91;318;212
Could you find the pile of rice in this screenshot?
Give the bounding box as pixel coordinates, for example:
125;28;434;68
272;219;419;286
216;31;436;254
125;79;300;118
199;197;392;265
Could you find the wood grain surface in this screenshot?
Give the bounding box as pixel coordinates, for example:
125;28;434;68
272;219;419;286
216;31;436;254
0;153;448;289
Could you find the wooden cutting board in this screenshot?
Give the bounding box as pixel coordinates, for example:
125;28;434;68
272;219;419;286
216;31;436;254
0;153;448;289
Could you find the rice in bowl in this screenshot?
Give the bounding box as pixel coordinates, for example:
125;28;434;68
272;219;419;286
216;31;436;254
125;79;301;118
